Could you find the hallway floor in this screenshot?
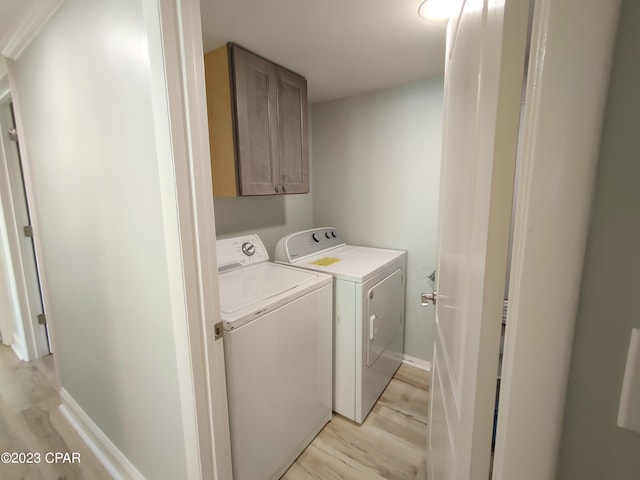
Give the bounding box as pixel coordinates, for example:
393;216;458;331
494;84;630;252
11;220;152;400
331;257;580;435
0;345;111;480
0;343;430;480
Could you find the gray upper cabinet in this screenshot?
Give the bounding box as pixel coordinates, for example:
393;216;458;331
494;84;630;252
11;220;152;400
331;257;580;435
276;68;308;194
204;43;309;196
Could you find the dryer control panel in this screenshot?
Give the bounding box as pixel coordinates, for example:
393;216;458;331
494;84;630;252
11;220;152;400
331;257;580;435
275;227;345;263
216;234;268;272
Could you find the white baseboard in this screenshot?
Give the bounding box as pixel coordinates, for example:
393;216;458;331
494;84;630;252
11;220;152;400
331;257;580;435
403;354;432;372
59;388;145;480
11;341;27;361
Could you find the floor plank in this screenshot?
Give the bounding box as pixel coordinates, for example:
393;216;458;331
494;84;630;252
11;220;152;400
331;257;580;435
283;363;430;480
1;344;431;480
0;345;111;480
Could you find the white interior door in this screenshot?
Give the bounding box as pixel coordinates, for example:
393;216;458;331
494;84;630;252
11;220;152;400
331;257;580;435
427;0;529;478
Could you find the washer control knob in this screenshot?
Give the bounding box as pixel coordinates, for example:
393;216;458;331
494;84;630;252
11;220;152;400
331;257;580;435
312;232;320;242
241;242;256;256
331;231;337;238
325;232;331;239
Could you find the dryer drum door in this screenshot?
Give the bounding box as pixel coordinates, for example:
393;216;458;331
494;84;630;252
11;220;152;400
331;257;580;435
367;268;404;367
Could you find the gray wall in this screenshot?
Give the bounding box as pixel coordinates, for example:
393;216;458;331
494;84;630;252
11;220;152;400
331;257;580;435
10;0;188;477
557;0;640;477
311;77;444;362
214;194;314;256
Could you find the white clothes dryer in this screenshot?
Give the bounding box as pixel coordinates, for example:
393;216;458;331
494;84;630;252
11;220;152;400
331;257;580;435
275;227;406;423
217;234;332;480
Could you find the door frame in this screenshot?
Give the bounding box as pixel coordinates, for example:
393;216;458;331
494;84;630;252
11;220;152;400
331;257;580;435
145;0;232;478
0;84;50;361
493;0;622;478
0;78;19;349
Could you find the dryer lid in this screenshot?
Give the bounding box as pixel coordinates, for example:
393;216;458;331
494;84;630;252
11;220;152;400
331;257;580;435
275;228;405;282
287;245;406;283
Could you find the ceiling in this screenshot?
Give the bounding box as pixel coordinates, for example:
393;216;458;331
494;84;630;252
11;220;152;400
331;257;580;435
0;0;448;103
200;0;447;103
0;0;33;51
0;0;28;35
0;0;62;64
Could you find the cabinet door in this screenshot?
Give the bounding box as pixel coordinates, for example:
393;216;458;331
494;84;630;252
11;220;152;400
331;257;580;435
277;68;308;194
232;46;280;195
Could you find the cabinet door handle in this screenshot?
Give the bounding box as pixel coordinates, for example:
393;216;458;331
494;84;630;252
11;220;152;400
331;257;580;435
275;184;282;193
282;184;288;193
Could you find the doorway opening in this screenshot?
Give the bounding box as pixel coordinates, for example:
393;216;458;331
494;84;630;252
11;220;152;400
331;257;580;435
0;92;51;362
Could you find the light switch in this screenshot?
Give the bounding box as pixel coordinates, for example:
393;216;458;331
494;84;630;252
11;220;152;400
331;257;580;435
617;328;640;435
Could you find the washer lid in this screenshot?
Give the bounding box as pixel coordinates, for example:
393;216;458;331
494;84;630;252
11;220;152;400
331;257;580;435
218;263;330;329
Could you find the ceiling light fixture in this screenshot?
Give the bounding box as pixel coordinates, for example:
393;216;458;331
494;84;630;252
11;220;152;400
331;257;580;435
418;0;455;21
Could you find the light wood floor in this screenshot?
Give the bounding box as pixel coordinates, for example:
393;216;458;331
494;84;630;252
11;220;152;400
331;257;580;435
0;343;430;480
0;345;111;480
283;364;430;480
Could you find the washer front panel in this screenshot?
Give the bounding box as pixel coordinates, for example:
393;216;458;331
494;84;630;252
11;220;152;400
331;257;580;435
224;280;332;479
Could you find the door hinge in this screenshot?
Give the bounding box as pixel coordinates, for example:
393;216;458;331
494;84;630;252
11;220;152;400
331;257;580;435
214;322;223;340
8;128;18;142
37;313;47;325
23;225;33;238
421;291;437;306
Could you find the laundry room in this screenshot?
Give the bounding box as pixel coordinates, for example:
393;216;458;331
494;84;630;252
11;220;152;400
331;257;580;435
203;0;446;477
1;0;631;477
205;0;445;367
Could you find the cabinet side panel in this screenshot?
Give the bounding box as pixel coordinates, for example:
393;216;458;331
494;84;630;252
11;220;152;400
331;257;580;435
204;46;238;197
232;46;279;195
277;69;309;194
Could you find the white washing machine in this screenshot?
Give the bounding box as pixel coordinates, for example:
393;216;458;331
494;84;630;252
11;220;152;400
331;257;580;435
217;234;332;480
275;227;406;423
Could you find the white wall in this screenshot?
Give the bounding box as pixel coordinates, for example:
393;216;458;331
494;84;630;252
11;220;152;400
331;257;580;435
311;77;444;362
9;0;189;478
557;0;640;477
